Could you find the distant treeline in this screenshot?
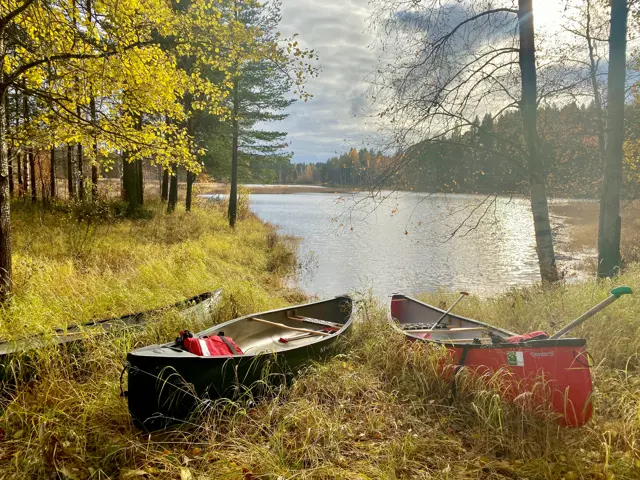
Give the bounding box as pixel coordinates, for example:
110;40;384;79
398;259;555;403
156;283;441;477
239;102;640;198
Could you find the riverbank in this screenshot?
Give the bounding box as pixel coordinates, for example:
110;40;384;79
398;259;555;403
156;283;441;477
550;200;640;275
2;270;640;478
198;182;354;195
1;198;301;338
1;198;640;479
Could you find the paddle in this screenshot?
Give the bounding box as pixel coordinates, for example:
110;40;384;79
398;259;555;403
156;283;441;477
549;286;633;339
430;291;469;330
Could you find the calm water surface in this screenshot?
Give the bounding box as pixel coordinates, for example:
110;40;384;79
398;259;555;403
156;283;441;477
247;192;548;298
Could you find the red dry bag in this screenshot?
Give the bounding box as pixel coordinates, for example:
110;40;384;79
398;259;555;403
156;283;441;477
505;330;549;343
178;330;243;357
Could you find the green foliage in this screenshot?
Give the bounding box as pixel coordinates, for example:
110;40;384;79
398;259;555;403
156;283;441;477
201;1;308;184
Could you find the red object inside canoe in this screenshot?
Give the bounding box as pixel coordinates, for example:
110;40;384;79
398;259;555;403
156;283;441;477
390;295;593;427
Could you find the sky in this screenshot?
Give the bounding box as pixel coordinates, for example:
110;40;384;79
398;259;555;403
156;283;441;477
275;0;567;164
276;0;380;164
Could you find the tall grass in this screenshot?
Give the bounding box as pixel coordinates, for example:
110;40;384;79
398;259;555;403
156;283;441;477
1;200;640;478
0;198;300;338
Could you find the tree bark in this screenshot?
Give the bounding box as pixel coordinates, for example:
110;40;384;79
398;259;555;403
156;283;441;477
161;168;169;201
21;87;30;199
14;90;20;195
122;152;140;213
137;160;143;206
90;97;98;200
518;0;559;283
7;147;12;196
167;169;178;213
228;75;239;227
67;145;74;198
77;143;84;200
50;146;55;199
5;89;11;197
185;170;194;212
0;43;13;298
17;151;22;194
28;148;35;202
598;0;628;277
22;151;28;195
584;0;606;165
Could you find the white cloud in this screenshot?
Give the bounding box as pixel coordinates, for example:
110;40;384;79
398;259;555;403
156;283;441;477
277;0;382;163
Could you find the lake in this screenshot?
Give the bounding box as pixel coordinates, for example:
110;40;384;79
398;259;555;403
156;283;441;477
245;192;563;299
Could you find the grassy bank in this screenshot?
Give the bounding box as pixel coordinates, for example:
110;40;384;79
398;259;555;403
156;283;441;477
1;197;300;339
1;199;640;479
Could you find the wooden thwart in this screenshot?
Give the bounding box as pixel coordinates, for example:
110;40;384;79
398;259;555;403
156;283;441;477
250;317;331;336
408;327;486;334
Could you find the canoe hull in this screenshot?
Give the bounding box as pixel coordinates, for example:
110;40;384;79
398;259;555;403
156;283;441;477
390;294;592;426
126;296;353;429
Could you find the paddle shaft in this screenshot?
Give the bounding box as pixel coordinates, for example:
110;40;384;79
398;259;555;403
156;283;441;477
550;294;620;339
251;317;331;336
430;292;469;330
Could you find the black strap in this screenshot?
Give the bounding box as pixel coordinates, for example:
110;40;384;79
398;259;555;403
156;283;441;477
450;344;470;401
218;332;239;356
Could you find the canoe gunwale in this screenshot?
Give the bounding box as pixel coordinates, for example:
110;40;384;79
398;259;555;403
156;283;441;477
0;289;224;358
388;294;586;349
128;295;354;361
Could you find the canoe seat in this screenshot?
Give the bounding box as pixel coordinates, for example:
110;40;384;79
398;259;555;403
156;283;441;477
287;315;342;328
400;323;446;331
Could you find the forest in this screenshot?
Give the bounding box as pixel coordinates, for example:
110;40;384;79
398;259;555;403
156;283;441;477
266;101;640;199
0;0;314;297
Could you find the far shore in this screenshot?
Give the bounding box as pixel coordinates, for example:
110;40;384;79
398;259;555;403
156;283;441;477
197;183;354;195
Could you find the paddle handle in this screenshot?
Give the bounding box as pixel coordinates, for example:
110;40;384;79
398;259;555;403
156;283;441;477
549;286;632;339
430;292;469;330
250;317;330;336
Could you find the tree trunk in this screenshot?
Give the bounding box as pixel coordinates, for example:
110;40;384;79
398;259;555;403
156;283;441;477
7;147;12;196
17;152;22;194
5;90;11;197
50;146;56;199
90;97;98;200
67;145;74;198
518;0;559;283
0;50;13;298
161;168;169;201
167;169;178;213
186;170;194;212
598;0;628;277
21;87;30;199
22;151;28;195
14;90;20;195
28;148;35;202
228;76;239;227
77;143;84;201
137;160;143;206
122;152;140;213
585;0;606;165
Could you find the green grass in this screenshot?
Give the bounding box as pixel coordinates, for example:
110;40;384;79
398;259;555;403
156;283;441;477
1;199;640;479
0;197;301;339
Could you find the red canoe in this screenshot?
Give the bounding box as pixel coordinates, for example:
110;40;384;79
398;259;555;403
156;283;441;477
389;294;593;426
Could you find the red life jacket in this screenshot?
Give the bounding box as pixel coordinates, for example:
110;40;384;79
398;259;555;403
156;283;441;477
505;330;549;343
178;331;243;357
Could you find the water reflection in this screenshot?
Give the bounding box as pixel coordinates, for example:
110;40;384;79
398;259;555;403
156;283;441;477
246;192;543;298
